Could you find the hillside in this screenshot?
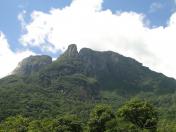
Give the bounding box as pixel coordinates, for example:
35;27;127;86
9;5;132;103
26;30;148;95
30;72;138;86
0;44;176;129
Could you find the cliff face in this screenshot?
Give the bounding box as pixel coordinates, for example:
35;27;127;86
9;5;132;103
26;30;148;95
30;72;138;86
12;55;52;76
58;44;79;60
63;44;79;58
12;44;176;94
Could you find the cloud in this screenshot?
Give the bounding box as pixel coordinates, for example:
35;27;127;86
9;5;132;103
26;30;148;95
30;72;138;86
0;32;34;78
20;0;176;78
149;2;163;13
18;10;27;30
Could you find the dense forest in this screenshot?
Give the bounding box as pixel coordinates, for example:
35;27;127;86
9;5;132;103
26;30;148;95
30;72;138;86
0;44;176;131
0;99;161;132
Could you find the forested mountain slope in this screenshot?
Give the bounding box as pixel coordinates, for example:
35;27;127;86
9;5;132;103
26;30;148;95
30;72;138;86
0;44;176;130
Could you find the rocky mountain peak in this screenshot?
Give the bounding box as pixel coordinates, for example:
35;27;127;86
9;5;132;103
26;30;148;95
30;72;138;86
12;55;52;76
62;44;79;58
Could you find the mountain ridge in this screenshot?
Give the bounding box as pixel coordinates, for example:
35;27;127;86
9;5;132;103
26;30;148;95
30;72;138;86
12;44;176;94
13;44;169;79
0;44;176;121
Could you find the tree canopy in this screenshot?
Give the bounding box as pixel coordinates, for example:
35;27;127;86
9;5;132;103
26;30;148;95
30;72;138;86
88;104;117;132
117;99;158;131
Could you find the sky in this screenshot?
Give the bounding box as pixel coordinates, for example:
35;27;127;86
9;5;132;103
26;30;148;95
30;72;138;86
0;0;176;78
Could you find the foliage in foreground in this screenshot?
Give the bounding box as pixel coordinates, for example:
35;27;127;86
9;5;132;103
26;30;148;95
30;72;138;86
118;99;158;131
88;104;116;132
0;100;161;132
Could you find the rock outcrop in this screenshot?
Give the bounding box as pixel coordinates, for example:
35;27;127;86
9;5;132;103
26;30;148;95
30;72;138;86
60;44;79;59
12;55;52;76
12;44;176;94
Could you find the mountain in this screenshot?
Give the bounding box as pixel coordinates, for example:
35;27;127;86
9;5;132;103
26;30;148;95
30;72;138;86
37;44;176;95
12;55;52;76
0;44;176;121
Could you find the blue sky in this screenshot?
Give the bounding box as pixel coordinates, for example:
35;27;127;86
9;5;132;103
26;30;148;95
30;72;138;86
0;0;72;53
0;0;175;54
103;0;175;26
1;0;176;78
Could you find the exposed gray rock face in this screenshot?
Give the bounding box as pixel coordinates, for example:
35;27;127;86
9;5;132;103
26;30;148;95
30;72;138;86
12;55;52;76
77;46;146;90
79;48;123;75
10;44;176;95
57;44;139;78
61;44;79;58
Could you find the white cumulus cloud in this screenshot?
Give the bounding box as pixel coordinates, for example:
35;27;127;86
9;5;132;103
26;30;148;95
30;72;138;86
20;0;176;78
0;32;34;78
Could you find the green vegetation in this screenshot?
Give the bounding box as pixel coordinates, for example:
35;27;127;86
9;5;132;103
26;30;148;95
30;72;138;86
118;99;158;131
53;115;83;132
0;45;176;131
88;104;116;132
0;115;30;132
0;100;164;132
